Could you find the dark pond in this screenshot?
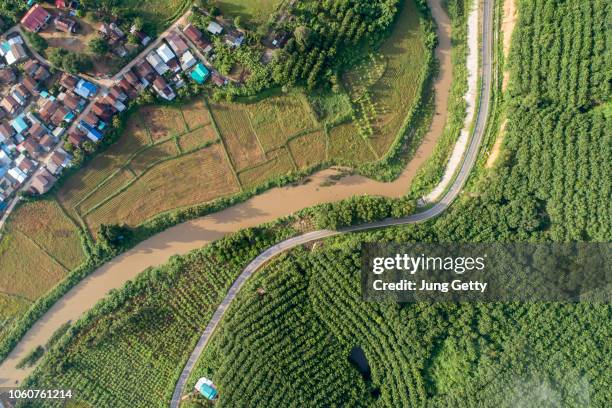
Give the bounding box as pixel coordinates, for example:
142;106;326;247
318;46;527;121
349;346;371;379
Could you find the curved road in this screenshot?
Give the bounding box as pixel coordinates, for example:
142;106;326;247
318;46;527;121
170;0;495;405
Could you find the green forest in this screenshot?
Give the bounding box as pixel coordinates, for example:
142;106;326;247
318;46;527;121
18;0;611;406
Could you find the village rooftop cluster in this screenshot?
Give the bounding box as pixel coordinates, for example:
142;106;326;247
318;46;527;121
0;1;256;217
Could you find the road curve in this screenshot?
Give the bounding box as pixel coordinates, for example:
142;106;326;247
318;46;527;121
170;0;495;405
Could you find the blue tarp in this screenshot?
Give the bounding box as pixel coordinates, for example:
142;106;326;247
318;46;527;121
11;115;28;134
197;383;217;400
190;63;210;84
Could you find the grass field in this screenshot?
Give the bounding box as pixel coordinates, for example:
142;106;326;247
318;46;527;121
0;293;31;342
237;148;295;189
210;102;266;170
307;90;353;126
244;93;318;151
86;145;240;228
216;0;283;28
120;0;192;32
288;130;327;169
77;169;135;215
180;99;211;130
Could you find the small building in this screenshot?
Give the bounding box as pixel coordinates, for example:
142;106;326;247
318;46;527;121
0;42;28;65
134;59;155;85
8;167;27;185
166;32;189;56
194;378;218;401
108;86;128;102
118;78;138;100
1;95;20;115
28;122;47;139
22;75;40;95
54;16;77;33
47;150;71;174
20;4;52;33
74;79;98;99
39;134;55;152
146;51;170;76
183;24;212;53
67;128;87;147
152;76;175;101
20;137;41;158
0;67;16;85
130;25;151;46
79;120;103;142
189;63;210;84
11;85;30;106
180;50;197;71
207;21;223;35
0;122;15;141
156;43;176;64
98;22;125;45
30;167;57;194
39;99;60;122
50;105;71;127
82;112;99;128
11;114;30;135
211;71;227;87
59;72;78;90
16;155;35;174
91;101;113;122
58;91;84;112
225;30;245;48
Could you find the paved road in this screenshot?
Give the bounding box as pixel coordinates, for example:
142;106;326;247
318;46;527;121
170;0;495;405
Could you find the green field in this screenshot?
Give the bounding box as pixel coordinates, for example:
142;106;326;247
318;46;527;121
120;0;193;32
215;0;284;28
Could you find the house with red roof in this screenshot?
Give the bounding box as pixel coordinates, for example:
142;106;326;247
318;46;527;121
21;4;52;33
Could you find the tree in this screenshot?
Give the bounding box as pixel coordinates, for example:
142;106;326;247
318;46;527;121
24;31;48;53
234;16;242;29
89;37;109;55
294;26;312;48
132;16;144;32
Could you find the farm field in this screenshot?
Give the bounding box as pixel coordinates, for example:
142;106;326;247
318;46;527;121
86;145;240;228
0;293;31;342
237;148;296;189
178;125;218;152
23;227;296;408
119;0;192;32
141;106;188;141
216;0;284;28
288;130;327;170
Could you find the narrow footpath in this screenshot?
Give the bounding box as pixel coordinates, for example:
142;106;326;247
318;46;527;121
0;0;457;386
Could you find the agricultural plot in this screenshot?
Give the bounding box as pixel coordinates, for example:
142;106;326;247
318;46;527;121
216;0;283;28
6;200;84;270
178;125;218;153
24;227;294;408
120;0;192;31
128;140;179;175
86;145;240;228
244;93;318;151
327;123;377;163
141;106;188;141
288;130;327;169
307;90;353;126
180;98;211;130
77;169;135;216
57;119;149;215
210;102;266;171
238;148;296;189
0;232;66;301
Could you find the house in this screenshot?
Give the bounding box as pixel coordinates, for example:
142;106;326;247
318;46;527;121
16;155;35;174
167;58;181;73
103;93;126;112
0;42;28;65
0;68;16;85
180;50;197;71
183;24;212;53
118;78;138;99
59;72;78;90
55;0;67;8
50;105;70;127
98;22;125;45
11;85;30;106
79;120;103;142
113;44;128;58
20;4;51;33
190;63;210;84
271;32;289;48
109;86;128;102
47;150;70;174
23;60;39;77
166;32;189;56
30;167;57;194
225;30;245;48
123;70;143;91
11;114;30;135
1;95;20;115
39;99;60;122
134;59;155;85
91;101;113;122
194;378;218;401
58;92;83;112
152;76;175;101
22;75;40;95
54;16;77;33
33;64;50;81
130;25;151;46
207;21;223;35
39;134;55;151
7;167;27;185
74;79;97;99
28;122;47;139
146;51;169;75
0;122;14;141
67;128;87;146
82;112;99;128
21;137;41;158
156;43;176;64
0;150;10;166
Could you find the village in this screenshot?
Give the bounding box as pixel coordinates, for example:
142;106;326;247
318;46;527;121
0;1;265;222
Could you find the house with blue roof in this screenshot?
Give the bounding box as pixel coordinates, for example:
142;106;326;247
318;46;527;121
75;79;98;99
79;120;103;142
190;63;210;84
194;378;218;401
11;114;29;135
